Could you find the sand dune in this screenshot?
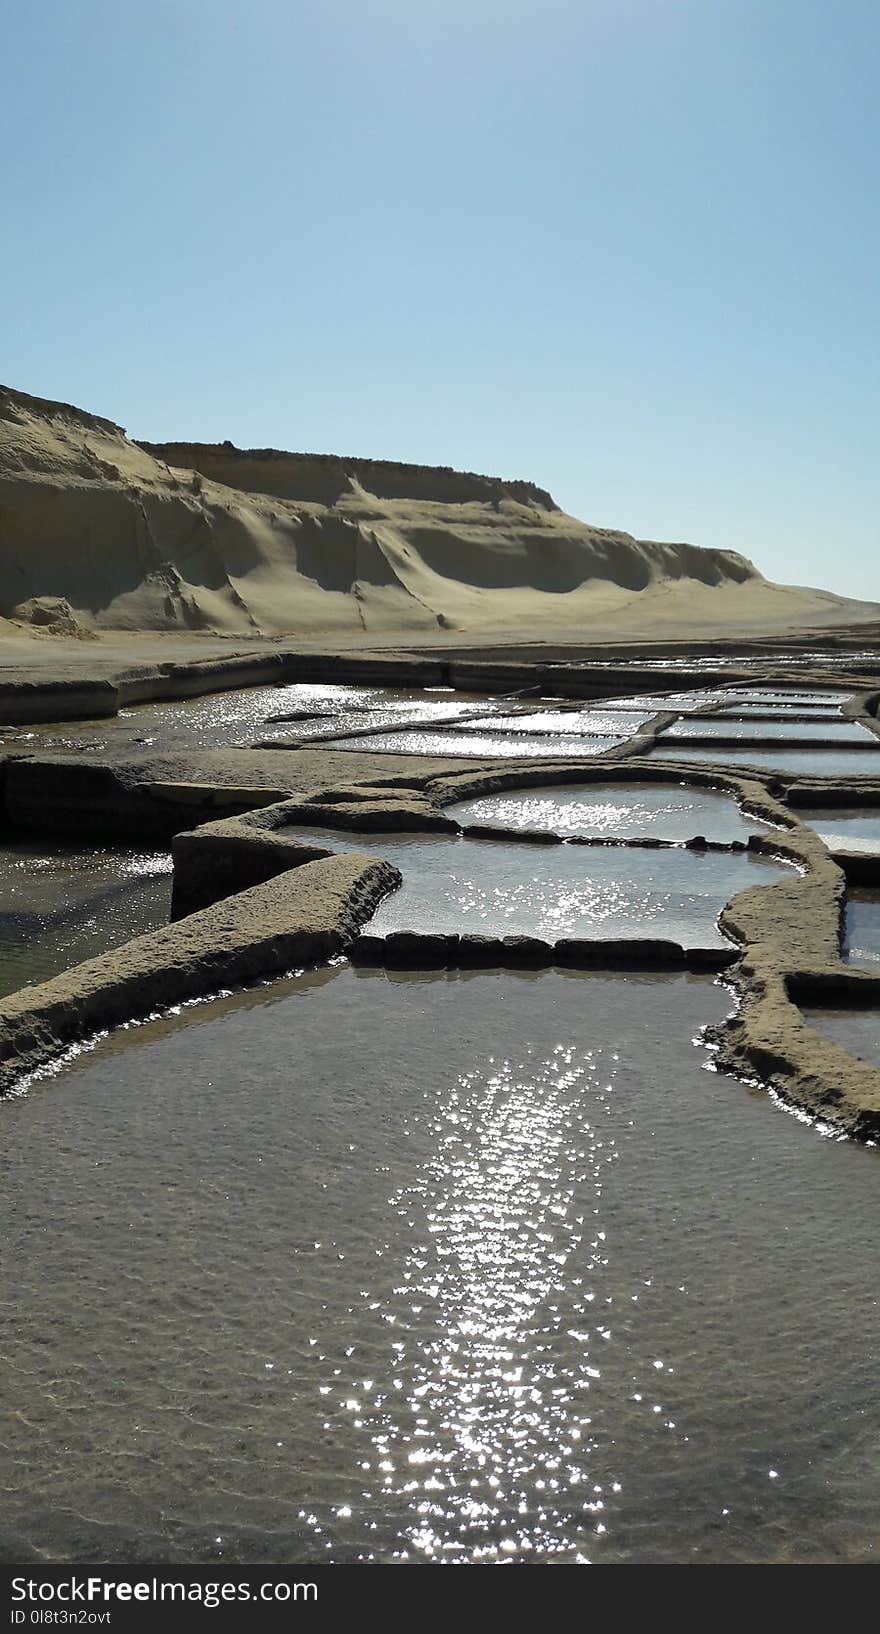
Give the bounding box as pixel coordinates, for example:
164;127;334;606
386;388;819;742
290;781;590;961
1;383;876;641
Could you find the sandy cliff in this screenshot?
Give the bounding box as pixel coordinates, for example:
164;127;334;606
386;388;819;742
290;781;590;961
0;383;874;640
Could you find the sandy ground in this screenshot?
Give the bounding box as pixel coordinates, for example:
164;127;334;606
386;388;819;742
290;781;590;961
2;613;879;683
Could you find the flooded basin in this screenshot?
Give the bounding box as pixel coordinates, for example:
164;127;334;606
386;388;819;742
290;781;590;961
2;966;877;1565
257;703;493;745
327;731;626;760
718;689;853;707
804;1005;880;1071
661;719;873;743
794;808;880;849
650;744;880;780
844;891;880;967
284;826;791;947
714;703;845;719
460;710;653;738
0;842;172;997
447;781;769;845
1;684;492;755
597;692;728;713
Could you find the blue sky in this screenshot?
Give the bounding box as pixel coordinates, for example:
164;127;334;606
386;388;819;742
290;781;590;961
2;0;878;598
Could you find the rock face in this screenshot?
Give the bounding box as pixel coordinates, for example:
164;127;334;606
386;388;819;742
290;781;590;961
0;381;870;638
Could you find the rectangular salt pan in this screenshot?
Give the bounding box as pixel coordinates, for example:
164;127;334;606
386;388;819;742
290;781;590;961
650;744;880;778
259;700;494;742
712;704;845;719
448;781;769;844
797;809;880;847
719;689;853;707
598;692;728;713
804;1008;880;1070
284;826;791;947
8;684;496;754
661;719;874;743
328;730;626;759
459;709;653;736
843;891;880;968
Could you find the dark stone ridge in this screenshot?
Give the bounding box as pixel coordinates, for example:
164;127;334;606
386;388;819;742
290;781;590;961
554;936;688;967
381;931;457;966
461;822;563;845
499;935;554;966
136;437;559;511
457;933;506;965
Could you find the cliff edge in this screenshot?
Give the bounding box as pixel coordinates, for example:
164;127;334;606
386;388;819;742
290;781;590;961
0;383;868;640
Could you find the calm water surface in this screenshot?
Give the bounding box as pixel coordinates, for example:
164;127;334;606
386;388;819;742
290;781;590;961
797;808;880;849
284;828;791;947
844;892;880;967
713;704;845;719
329;731;625;759
448;782;768;844
661;719;872;743
2;967;877;1564
0;842;171;996
718;689;853;707
651;744;880;779
460;710;652;738
1;685;491;755
805;1005;880;1071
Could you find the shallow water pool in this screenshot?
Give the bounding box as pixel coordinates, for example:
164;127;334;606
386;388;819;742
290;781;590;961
794;808;880;849
596;691;728;713
328;730;626;759
661;719;873;743
0;843;172;997
460;710;653;738
447;781;768;845
804;1005;880;1071
285;826;791;947
650;744;880;779
713;703;845;719
718;689;853;707
2;684;492;755
844;891;880;967
2;966;877;1564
